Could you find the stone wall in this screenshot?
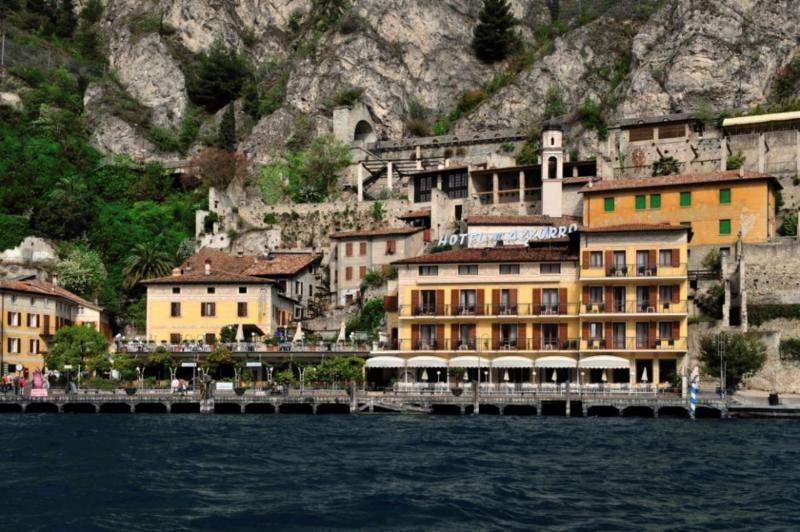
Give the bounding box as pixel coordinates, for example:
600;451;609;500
742;239;800;304
746;319;800;394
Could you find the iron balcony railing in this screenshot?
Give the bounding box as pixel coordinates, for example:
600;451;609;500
580;300;688;314
581;263;688;278
388;337;582;352
581;336;687;350
400;303;582;318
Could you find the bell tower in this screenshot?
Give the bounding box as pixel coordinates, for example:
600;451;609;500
541;119;563;217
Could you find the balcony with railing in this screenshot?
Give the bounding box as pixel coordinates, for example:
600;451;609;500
388;337;581;352
580;300;688;315
581;336;687;351
400;303;581;318
581;263;688;279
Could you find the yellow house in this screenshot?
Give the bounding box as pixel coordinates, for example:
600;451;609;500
142;263;293;345
369;225;689;388
0;278;109;373
580;170;780;246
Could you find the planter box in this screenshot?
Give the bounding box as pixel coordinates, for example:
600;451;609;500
124;387;137;396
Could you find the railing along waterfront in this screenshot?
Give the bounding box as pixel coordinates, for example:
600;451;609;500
116;341;371;354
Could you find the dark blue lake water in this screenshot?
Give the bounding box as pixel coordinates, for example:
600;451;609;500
0;415;798;531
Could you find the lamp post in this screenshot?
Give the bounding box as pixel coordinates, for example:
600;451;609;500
436;370;441;384
136;366;143;392
717;334;727;399
298;366;305;394
580;370;585;398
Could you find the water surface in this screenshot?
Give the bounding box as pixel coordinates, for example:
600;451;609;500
1;415;797;531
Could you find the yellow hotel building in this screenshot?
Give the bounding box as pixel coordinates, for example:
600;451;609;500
0;278;109;373
581;170;780;246
368;225;689;389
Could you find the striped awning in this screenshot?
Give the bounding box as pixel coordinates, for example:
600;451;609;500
491;356;534;368
448;355;491;368
365;356;406;368
406;356;448;368
534;356;578;369
579;355;630;369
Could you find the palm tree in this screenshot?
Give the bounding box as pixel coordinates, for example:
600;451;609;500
122;242;174;289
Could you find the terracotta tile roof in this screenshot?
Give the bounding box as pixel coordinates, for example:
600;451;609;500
141;272;274;285
398;208;431;219
242;253;321;277
393;245;578;265
467;215;581;226
180;248;252;275
330;227;423;239
0;279;101;310
580;170;781;193
562;176;596;185
580;224;690;233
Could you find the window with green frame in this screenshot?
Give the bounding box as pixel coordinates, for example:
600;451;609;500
635;195;646;210
604;197;615;212
680;191;691;207
719;219;731;235
719;188;731;204
650;194;661;209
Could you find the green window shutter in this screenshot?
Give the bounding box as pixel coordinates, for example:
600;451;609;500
635;195;646;210
650;194;661;209
720;188;731;204
680;191;691;206
604;197;615;212
719;219;731;235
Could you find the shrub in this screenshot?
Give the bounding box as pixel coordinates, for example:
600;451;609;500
0;214;29;252
698;332;767;392
781;211;798;236
726;151;745;170
346;297;385;337
203;212;219;233
186;39;251;112
780;337;800;362
432;119;449;136
456;90;488;114
748;304;800;326
652;156;680;176
406;118;430;137
57;245;108;301
578;96;608;140
148;126;180;152
190;148;248;189
472;0;517;63
324;86;364;109
702;249;722;276
499;142;516;154
371;201;385;221
543;85;566;119
285;134;351;203
263;212;278;225
259;161;289;205
178;106;201;153
696;283;724;319
771;54;800;103
217;103;236;151
128;12;176;39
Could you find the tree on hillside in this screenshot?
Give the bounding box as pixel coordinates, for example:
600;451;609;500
190;147;248;190
45;325;108;372
122;242;174;289
472;0;516;63
186;40;251;112
57;246;108;301
218;103;237;151
33;175;95;240
698;331;767;392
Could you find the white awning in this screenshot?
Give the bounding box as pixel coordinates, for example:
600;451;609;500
535;356;578;369
491;356;534;368
406;356;448;368
448;356;490;368
579;355;630;369
365;356;406;368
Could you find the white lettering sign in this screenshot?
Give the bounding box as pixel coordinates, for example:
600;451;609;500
437;224;578;247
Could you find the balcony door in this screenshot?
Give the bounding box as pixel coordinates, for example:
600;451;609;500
459;290;476;315
613;286;626;312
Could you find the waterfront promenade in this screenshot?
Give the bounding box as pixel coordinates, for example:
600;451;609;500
0;387;729;417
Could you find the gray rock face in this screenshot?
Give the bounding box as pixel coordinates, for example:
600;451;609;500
108;30;188;129
623;0;800;116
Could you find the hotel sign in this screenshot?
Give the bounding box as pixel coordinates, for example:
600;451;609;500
438;223;579;246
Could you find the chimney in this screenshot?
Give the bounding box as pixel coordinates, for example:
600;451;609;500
204;259;211;275
236;249;244;257
738;166;744;178
171;267;182;277
51;273;58;287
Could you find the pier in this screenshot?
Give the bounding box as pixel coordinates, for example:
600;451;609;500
0;389;730;417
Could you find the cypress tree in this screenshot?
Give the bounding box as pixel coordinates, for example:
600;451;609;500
472;0;516;63
218;103;236;152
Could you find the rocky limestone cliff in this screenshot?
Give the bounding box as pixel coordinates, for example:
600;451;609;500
83;0;800;163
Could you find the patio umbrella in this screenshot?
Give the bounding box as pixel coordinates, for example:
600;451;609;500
601;370;608;382
463;371;469;382
551;369;558;382
503;369;510;382
235;323;245;342
336;321;346;343
293;322;303;343
641;367;649;383
421;369;429;381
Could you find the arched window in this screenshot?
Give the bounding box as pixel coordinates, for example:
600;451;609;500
548;156;558;179
354;120;375;142
551;136;555;146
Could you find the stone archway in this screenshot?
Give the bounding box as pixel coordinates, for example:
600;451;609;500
354;120;376;143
